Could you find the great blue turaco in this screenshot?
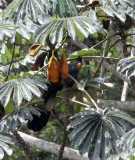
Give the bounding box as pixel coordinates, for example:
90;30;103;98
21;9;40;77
28;51;82;132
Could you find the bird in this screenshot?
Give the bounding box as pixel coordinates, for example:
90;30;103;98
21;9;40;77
27;54;82;132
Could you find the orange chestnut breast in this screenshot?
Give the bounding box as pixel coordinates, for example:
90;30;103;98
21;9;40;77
47;56;60;83
60;54;68;79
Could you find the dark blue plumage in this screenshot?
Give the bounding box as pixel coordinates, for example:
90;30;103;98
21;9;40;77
27;56;82;131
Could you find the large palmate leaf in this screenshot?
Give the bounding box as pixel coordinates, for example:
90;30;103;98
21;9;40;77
83;0;134;24
117;128;135;152
117;57;135;77
0;132;16;160
0;21;15;41
67;108;135;160
100;0;134;22
89;78;120;92
3;0;57;25
7;18;38;44
0;107;39;159
0;76;47;107
0;107;40;132
34;16;103;45
52;0;78;18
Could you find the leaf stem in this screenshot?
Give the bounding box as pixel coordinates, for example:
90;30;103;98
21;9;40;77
31;63;48;77
5;44;15;81
91;31;120;49
93;38;121;78
68;74;99;109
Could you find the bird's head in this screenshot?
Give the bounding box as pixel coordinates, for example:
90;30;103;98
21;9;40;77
77;56;82;68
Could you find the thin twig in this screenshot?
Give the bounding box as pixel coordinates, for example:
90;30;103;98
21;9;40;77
79;2;90;15
57;81;70;160
95;59;131;84
12;130;35;160
31;63;48;77
91;31;120;49
56;96;90;107
5;44;15;81
56;34;67;52
82;56;119;60
93;38;121;78
68;74;99;109
126;44;135;48
126;33;135;37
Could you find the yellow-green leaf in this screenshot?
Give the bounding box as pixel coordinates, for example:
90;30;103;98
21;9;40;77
29;44;42;56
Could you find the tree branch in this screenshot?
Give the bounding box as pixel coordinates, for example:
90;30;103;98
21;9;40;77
93;31;111;78
97;99;135;112
58;81;70;160
18;131;89;160
13;130;35;160
95;59;131;85
91;31;120;49
94;38;121;78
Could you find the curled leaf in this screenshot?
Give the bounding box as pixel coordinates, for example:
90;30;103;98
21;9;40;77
29;44;42;56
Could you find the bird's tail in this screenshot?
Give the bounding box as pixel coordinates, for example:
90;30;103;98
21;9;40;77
27;111;50;132
27;84;57;132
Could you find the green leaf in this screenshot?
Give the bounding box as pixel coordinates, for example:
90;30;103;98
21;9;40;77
0;133;16;145
3;0;56;23
0;141;13;156
19;82;32;101
34;20;57;42
40;21;57;45
30;0;38;22
23;79;42;97
34;15;103;44
26;77;47;90
49;20;64;44
73;18;89;38
14;0;24;25
5;99;14;114
58;0;67;18
5;46;12;59
78;120;101;155
68;108;134;159
56;0;78;18
108;112;135;125
56;20;65;44
3;0;20;18
66;0;78;17
35;0;46;15
0;77;45;107
21;0;29;24
13;84;23;106
69;48;99;58
40;0;52;9
0;148;4;159
1;54;7;64
67;19;76;40
0;84;14;107
88;123;102;159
